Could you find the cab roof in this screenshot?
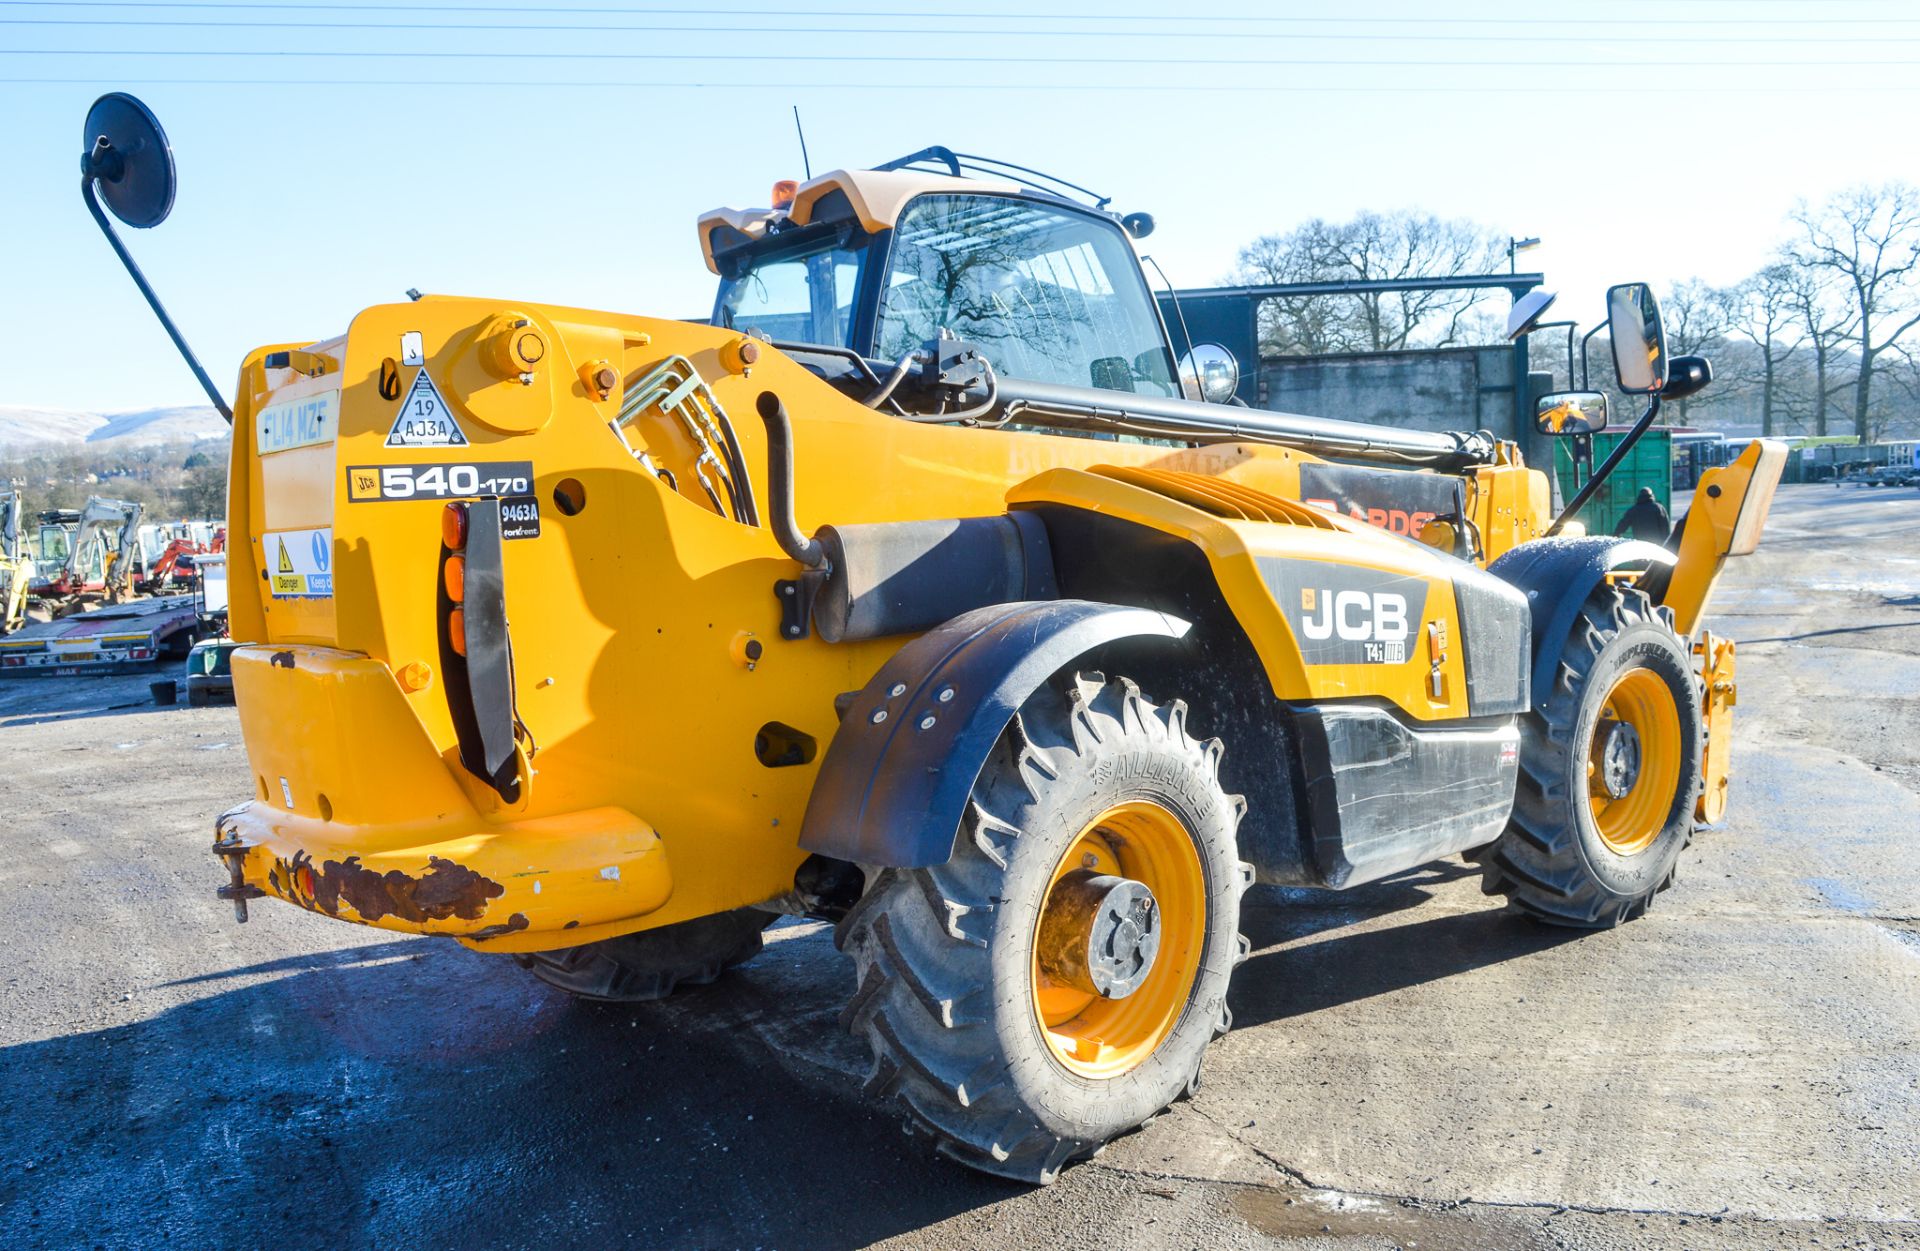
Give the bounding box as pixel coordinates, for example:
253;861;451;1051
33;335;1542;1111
697;166;1022;275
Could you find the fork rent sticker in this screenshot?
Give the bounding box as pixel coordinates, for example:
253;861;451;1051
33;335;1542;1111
264;527;333;599
385;369;469;447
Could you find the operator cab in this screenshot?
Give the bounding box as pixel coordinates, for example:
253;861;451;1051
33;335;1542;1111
702;148;1188;404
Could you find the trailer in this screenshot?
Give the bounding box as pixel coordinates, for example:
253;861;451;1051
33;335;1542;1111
0;593;201;677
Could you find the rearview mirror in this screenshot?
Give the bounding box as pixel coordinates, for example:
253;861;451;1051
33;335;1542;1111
82;92;177;229
1535;390;1609;436
1607;282;1668;394
1179;343;1239;404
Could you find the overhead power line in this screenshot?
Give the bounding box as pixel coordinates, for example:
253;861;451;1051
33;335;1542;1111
6;16;1918;41
9;48;1914;66
3;0;1917;23
8;77;1918;94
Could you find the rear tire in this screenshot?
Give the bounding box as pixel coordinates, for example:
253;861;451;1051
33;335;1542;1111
1478;585;1703;927
836;673;1250;1184
516;907;774;1002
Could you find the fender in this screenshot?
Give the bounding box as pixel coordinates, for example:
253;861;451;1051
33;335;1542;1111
1489;536;1676;714
798;599;1191;868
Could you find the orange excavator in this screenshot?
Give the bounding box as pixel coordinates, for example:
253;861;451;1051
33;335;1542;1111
139;524;224;593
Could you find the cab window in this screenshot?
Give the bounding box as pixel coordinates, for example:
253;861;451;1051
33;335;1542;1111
715;236;861;348
875;194;1176;397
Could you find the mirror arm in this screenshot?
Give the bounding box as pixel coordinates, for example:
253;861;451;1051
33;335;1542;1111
1547;394;1660;536
1578;323;1606;393
82;171;232;423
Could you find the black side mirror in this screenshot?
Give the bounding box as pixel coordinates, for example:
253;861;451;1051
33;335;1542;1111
80;92;231;421
81;93;177;228
1661;355;1713;402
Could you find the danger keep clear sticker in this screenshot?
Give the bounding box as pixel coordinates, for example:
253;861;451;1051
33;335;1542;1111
265;528;333;599
385;369;469;448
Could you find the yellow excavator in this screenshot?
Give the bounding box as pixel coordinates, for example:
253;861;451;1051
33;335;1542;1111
82;101;1783;1182
1;492;30;634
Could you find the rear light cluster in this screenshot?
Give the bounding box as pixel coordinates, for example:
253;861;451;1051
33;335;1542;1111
443;502;468;658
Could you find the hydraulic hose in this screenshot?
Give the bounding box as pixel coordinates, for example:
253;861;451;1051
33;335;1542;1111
754;391;830;570
864;350;919;409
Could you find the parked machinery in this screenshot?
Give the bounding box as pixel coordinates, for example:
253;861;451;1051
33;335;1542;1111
27;496;144;615
0;492;29;634
83;103;1787;1183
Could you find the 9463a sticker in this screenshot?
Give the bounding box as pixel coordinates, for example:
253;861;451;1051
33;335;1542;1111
346;461;533;502
498;494;541;540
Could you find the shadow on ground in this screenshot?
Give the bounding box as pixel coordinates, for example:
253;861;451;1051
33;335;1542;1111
1231;865;1578;1030
0;866;1571;1251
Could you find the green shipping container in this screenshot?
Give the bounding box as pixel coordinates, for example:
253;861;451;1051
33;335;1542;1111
1551;429;1672;538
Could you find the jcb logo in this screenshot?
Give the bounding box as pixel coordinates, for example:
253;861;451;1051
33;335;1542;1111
1300;588;1411;643
1259;556;1429;668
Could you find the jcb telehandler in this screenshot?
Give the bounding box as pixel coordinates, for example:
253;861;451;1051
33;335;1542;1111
81;98;1784;1182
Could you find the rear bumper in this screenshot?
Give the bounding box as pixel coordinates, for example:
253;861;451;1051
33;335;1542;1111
213;799;672;947
214;643;673;950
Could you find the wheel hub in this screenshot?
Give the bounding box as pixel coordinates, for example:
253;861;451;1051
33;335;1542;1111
1595;717;1642;800
1036;871;1161;999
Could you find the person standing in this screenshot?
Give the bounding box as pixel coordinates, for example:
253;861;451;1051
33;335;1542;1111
1615;487;1671;544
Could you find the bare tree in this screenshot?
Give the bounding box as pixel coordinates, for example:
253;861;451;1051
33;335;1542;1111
1723;264;1803;437
1658;278;1733;426
1233;225;1347;355
1791;183;1920;443
1231;211;1507;356
1779;258;1856;438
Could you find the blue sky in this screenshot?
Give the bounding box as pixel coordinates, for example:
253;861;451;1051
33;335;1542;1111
5;0;1919;411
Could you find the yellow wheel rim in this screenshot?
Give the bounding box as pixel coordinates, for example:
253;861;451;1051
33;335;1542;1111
1030;801;1206;1079
1587;667;1682;856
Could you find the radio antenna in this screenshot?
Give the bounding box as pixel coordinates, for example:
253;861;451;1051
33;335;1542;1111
792;105;813;181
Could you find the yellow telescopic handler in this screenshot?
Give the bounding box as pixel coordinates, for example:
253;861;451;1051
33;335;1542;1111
81;99;1784;1183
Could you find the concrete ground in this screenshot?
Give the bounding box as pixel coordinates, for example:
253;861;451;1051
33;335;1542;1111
1;482;1916;1251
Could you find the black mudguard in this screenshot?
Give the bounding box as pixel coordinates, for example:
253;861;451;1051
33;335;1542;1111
1489;536;1676;713
798;599;1191;868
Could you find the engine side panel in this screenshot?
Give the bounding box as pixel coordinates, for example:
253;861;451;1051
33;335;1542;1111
1028;500;1525;888
1009;467;1527;721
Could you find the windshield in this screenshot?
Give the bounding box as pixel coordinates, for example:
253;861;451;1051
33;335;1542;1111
715;234;861;348
876;194;1176;396
38;526;70;564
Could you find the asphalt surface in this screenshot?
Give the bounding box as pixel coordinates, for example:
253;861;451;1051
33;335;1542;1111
2;483;1916;1250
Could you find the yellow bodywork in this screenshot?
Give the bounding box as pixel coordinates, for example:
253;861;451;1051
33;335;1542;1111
211;295;1745;951
1695;631;1737;825
1;559;26;634
1659;439;1788;637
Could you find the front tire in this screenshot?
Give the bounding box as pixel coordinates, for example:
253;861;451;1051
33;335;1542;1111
837;673;1250;1183
1479;585;1703;927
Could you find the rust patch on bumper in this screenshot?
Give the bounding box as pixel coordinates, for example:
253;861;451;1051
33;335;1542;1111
268;851;505;925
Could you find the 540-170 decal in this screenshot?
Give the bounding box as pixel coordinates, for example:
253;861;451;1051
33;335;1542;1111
345;461;542;540
346;461;532;502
